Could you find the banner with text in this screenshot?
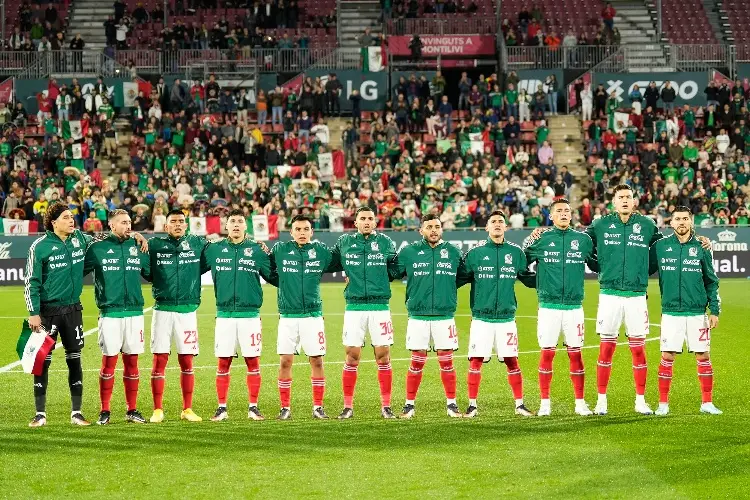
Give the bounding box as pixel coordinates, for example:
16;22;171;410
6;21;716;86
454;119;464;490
387;36;497;57
592;72;709;106
0;228;748;284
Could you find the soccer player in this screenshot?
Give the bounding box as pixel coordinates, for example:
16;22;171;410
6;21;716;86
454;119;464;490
649;206;722;415
524;199;596;416
528;184;711;415
328;207;398;419
267;215;337;420
457;210;535;418
389;214;463;419
201;210;272;422
24;203;92;427
147;209;208;423
83;209;150;425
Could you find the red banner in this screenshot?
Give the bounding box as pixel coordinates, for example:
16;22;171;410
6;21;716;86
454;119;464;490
0;78;13;104
388;36;496;57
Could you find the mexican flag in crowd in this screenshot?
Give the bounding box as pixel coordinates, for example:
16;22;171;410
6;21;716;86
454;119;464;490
0;218;30;234
118;80;153;107
61;119;89;140
363;42;387;72
16;320;56;375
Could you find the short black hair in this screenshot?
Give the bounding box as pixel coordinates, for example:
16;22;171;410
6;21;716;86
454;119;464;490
355;206;375;217
488;210;506;221
44;202;69;231
421;213;440;224
166;209;185;219
290;214;313;226
227;208;245;219
613;184;633;195
552;198;571;208
672;205;693;216
108;208;129;221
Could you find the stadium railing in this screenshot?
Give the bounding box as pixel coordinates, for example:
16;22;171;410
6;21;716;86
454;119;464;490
384;17;497;35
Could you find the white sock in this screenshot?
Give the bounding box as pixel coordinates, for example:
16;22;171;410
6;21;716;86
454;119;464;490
446;398;457;406
635;394;646;405
37;412;46;417
575;399;586;405
540;398;551;406
597;393;607;403
515;399;524;407
659;402;669;407
219;404;227;409
405;399;415;406
469;398;477;407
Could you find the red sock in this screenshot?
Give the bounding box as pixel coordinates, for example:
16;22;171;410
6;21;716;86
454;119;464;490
342;363;358;408
278;378;292;408
504;357;524;401
467;357;483;400
658;356;674;404
245;357;261;405
597;339;617;395
437;351;456;400
216;357;232;406
311;377;325;407
538;348;556;399
151;353;169;410
697;359;713;403
99;355;118;412
376;361;392;407
122;353;139;412
405;353;427;401
629;338;647;396
567;347;585;399
178;354;195;410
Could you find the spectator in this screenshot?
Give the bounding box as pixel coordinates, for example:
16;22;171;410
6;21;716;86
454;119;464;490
602;2;616;31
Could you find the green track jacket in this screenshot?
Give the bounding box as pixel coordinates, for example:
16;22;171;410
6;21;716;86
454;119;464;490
148;234;207;313
83;234;150;317
328;231;397;310
458;238;535;322
24;229;91;316
524;227;596;309
389;239;462;319
268;240;336;317
649;234;720;316
201;237;272;318
585;213;663;295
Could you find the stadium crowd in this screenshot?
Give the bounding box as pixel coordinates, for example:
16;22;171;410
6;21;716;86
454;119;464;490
579;77;750;228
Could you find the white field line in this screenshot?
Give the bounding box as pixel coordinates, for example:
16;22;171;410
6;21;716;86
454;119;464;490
0;314;662;374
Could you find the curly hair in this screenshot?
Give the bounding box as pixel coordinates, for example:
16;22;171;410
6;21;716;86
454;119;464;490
44;202;70;232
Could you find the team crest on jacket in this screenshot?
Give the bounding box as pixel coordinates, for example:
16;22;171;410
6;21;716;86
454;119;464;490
570;239;579;250
244;247;253;257
371;241;379;251
689;247;698;257
181;240;190;250
440;248;448;259
129;246;138;256
308;248;316;258
504;253;513;264
633;223;641;234
72;238;80;248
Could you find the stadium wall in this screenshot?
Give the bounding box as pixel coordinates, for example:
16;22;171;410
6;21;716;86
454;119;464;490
0;228;747;286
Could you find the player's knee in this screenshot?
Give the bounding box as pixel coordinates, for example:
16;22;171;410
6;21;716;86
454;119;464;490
374;350;390;365
661;352;676;362
695;352;710;362
309;355;324;369
279;356;294;370
345;349;361;365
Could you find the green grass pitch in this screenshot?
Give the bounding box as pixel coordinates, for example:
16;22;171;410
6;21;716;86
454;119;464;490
0;280;748;499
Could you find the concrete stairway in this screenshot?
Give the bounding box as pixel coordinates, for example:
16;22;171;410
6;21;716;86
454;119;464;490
67;0;111;51
97;117;133;182
547;115;586;204
610;0;671;71
701;0;726;42
715;1;733;42
338;0;382;65
326;118;347;151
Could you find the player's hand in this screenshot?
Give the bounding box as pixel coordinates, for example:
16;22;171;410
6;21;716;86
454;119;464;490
696;235;712;251
708;315;719;329
258;241;270;254
529;227;546;241
132;232;149;252
28;315;41;332
344;276;350;284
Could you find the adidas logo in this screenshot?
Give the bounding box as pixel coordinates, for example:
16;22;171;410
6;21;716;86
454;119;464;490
666;247;673;252
609;224;616;228
351;244;357;248
483;256;490;261
51;246;58;251
288;250;295;255
549;242;555;247
222;248;229;253
418;250;425;255
107;249;114;254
